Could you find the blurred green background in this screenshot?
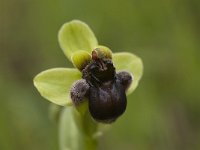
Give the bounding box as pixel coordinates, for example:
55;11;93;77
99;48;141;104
1;0;200;150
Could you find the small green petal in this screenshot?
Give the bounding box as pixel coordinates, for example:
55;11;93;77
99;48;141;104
113;52;143;95
93;45;112;59
58;20;98;60
33;68;81;106
71;50;92;71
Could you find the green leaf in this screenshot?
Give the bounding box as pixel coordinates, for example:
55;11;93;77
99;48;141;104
59;107;80;150
58;20;98;60
33;68;81;106
71;50;92;71
59;107;97;150
113;52;143;95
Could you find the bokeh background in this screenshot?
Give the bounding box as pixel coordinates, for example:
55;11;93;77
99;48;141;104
1;0;200;150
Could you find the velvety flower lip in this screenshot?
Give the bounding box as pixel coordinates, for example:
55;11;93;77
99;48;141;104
33;20;143;106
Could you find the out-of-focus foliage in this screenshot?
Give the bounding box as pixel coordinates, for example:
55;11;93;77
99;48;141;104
0;0;200;150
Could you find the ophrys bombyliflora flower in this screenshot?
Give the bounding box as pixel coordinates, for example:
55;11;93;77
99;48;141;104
33;20;143;123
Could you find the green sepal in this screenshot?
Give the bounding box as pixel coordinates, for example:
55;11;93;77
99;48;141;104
71;50;92;71
33;68;81;106
58;20;98;60
113;52;143;95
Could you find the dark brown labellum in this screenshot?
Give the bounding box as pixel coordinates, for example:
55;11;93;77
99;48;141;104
82;52;130;123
